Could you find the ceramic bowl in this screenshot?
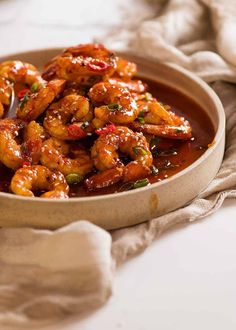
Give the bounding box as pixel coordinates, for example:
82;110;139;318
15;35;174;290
0;49;225;229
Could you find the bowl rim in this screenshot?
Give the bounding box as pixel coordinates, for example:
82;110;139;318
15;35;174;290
0;48;225;203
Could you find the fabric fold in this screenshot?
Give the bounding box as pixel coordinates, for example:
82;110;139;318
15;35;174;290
0;221;112;328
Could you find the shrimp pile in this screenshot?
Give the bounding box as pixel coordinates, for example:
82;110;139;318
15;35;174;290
0;43;192;198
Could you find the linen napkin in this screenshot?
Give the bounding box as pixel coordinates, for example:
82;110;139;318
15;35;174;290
1;0;236;328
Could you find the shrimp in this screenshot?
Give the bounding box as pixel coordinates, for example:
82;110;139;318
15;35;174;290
21;121;46;164
0;60;44;87
40;137;93;177
16;79;65;121
43;43;117;82
85;126;153;190
131;120;192;140
85;167;124;191
114;57;137;79
132;106;192;140
0;118;27;169
0;77;12;118
130;97;192;140
136;98;175;125
10;165;69;198
43;94;91;140
89;82;138;126
107;78;147;95
0;119;45;169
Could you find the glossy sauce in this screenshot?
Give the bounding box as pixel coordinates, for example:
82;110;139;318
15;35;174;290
0;79;215;197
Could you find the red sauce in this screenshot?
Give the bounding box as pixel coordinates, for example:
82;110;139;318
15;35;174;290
0;79;215;197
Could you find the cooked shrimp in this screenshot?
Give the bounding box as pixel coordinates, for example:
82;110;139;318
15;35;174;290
114;57;137;79
0;77;12;118
130;97;192;140
132;110;192;140
0;119;45;169
40;137;93;177
21;121;45;164
107;78;147;95
0;103;3;119
0;118;27;169
43;43;117;82
86;126;153;190
85;167;124;191
16;79;65;121
44;94;90;140
136;98;175;125
89;82;138;126
10;165;69;198
0;60;44;87
131;121;192;140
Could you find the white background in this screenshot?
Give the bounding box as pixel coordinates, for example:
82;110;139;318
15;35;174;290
0;1;236;329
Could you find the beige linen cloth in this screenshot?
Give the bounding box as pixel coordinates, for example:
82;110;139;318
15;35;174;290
1;0;236;328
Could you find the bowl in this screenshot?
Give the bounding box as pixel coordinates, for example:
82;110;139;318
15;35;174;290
0;49;225;229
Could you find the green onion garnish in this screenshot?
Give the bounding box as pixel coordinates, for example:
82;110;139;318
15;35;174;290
65;173;83;185
138;116;145;124
107;103;122;111
133;178;150;189
119;178;150;191
144;92;152;101
20;93;29;110
31;82;39;93
133;146;148;156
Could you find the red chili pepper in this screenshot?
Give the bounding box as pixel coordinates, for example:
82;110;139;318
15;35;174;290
17;88;30;99
86;59;109;72
22;161;31;167
96;123;116;135
67;124;87;138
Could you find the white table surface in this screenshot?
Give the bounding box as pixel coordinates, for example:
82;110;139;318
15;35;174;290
1;1;236;329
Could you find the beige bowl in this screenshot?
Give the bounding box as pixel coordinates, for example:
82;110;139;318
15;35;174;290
0;49;225;229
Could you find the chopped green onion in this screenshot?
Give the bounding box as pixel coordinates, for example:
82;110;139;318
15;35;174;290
133;178;150;189
144;92;152;101
31;82;39;93
119;178;150;191
133;146;148;156
19;93;29;110
119;182;134;191
65;173;83;185
151;165;159;175
137;116;145;124
107;103;122;111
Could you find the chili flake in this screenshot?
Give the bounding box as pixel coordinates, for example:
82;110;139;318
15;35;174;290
95;123;116;135
67;124;87;138
17;89;30;99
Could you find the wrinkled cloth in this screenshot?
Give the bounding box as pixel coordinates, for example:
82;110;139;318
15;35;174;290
0;222;113;329
1;0;236;328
